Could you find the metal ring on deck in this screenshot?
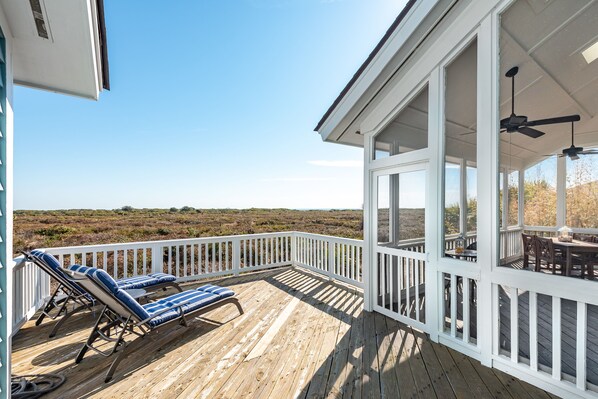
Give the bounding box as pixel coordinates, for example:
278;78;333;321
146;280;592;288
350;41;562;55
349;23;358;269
11;373;66;398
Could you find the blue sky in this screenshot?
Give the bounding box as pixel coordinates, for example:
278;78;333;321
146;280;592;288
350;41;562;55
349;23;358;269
14;0;407;210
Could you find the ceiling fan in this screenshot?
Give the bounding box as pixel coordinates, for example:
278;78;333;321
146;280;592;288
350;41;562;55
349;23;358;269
553;121;598;160
500;66;580;138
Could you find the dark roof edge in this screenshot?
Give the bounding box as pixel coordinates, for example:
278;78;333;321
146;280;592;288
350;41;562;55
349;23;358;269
96;0;110;91
314;0;417;132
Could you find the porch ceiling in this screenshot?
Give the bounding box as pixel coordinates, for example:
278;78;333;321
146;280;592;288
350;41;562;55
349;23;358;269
498;0;598;170
325;0;598;171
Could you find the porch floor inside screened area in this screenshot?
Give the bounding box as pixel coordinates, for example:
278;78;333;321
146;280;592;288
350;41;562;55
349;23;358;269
12;267;557;399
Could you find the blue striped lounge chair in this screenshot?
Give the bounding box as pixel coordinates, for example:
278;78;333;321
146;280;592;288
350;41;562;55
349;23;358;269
64;265;243;382
23;249;182;337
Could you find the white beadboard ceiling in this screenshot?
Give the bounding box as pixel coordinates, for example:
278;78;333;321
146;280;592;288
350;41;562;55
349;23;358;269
376;0;598;170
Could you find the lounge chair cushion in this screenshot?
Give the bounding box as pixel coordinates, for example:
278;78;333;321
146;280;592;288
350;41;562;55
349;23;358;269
142;287;235;328
116;273;176;290
69;265;176;291
30;250;87;296
74;265;151;321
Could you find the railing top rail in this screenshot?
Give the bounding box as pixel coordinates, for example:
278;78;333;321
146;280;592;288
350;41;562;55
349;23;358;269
41;231;297;253
292;231;363;245
492;267;598;306
524;225;598;234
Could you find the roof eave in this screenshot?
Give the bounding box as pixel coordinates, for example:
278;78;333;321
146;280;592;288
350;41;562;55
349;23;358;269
314;0;417;133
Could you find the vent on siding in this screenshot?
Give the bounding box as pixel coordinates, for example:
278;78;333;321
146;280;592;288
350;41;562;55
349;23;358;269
29;0;49;39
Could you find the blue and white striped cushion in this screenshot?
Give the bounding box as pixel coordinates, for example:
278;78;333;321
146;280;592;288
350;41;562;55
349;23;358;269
30;250;87;296
142;286;235;328
68;265;176;291
85;267;150;321
116;273;176;290
197;284;235;297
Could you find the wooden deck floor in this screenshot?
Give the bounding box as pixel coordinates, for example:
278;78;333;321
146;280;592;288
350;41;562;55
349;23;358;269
12;267;557;399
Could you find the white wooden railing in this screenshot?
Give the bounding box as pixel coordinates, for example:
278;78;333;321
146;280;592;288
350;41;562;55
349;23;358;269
396;228;522;262
12;256;50;332
491;270;598;398
11;231;363;333
293;232;363;288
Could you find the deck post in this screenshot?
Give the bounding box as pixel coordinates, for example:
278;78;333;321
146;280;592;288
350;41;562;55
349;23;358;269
232;238;241;276
362;131;374;312
426;65;442;342
291;232;297;267
476;13;498;367
327;240;335;279
151;245;162;274
556;156;566;228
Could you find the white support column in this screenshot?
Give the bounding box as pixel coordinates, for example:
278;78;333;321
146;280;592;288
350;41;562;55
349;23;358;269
426;66;442;342
518;169;525;228
390;171;401;243
556;156;566;228
363;132;374;312
476;14;498;367
459;158;468;236
502;169;508;229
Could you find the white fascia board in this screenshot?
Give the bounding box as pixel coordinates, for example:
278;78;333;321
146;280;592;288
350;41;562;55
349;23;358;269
86;0;102;100
318;0;441;143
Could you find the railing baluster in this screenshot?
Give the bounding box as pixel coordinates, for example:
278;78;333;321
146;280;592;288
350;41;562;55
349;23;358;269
390;255;394;313
123;250;128;278
463;277;470;342
415;259;421;323
553;297;563;380
530;291;538;371
381;253;386;309
577;301;587;390
510;287;518;363
143;248;148;274
450;274;457;337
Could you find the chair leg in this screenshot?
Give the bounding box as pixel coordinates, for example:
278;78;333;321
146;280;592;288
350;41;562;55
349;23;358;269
76;306;109;363
169;282;183;293
104;330;145;382
36;286;65;326
49;302;90;338
232;298;244;315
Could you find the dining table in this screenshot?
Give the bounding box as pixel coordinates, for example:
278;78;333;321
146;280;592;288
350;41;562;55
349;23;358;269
550;238;598;277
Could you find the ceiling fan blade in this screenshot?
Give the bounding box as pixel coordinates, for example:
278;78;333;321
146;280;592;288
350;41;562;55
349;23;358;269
517;126;545;138
579;150;598;155
571;153;580;161
526;114;581;127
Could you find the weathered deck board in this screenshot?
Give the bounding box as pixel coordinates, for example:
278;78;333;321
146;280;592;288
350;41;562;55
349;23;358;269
12;267;555;398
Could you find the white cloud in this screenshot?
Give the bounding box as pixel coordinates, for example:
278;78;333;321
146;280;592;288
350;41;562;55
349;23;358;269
308;160;363;168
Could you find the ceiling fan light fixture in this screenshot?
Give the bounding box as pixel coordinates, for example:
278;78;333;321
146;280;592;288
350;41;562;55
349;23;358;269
582;41;598;64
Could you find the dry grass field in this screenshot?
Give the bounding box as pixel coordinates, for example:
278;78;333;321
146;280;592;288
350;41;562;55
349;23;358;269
13;208;364;255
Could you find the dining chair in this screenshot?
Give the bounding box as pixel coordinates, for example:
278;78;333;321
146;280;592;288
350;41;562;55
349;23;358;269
535;236;566;274
521;233;537;271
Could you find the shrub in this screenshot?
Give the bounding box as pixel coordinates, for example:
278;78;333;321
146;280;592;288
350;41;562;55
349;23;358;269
34;226;76;237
